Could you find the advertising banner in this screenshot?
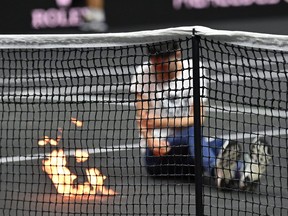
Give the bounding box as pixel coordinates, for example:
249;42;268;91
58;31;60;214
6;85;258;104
0;0;287;33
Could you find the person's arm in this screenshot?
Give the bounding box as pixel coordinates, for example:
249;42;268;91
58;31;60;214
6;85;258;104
135;93;171;156
135;93;150;133
139;104;205;129
135;93;149;120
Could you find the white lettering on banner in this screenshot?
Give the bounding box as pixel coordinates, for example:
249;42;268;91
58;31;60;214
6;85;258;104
32;8;87;29
173;0;282;9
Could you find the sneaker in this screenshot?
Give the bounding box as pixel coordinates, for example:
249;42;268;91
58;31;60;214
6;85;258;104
215;140;242;189
239;136;272;191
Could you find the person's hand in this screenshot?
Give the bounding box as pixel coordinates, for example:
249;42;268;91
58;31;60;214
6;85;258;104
147;137;171;156
136;111;159;129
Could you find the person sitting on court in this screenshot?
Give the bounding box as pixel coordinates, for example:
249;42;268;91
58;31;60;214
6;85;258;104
130;41;272;190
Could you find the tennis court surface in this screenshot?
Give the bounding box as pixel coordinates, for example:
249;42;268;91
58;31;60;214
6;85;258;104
0;27;287;215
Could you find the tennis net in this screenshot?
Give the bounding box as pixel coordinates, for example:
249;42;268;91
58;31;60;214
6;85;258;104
0;26;287;215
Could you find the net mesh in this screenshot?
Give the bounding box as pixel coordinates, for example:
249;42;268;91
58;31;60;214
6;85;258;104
0;27;287;215
200;37;287;215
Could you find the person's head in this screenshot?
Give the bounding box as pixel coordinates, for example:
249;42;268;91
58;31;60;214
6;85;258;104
146;41;181;74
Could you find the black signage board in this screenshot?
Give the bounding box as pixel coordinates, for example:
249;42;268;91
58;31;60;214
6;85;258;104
0;0;287;34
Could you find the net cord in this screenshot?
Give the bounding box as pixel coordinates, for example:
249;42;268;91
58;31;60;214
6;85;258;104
1;26;288;51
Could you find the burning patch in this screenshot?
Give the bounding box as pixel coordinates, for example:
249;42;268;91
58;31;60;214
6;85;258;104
38;118;116;197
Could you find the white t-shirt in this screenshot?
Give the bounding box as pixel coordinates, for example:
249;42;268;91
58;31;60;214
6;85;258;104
131;59;207;139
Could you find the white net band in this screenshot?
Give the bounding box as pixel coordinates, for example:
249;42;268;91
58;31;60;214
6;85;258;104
1;26;288;51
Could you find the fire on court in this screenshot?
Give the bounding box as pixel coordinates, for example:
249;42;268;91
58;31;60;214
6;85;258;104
38;118;117;197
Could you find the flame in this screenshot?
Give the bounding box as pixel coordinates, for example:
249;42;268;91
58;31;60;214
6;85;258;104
75;149;89;163
38;136;58;146
42;149;116;196
71;118;83;127
38;123;116;197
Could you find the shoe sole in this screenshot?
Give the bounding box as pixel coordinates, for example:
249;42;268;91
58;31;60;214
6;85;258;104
215;140;241;189
239;137;272;191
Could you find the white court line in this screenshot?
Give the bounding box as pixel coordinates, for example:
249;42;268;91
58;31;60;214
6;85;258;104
0;128;287;164
0;69;286;105
0;54;286;85
209;69;287;83
208;105;288;118
0;94;133;107
204;57;285;71
0;143;138;164
0;67;132;85
1;93;286;118
1;68;286;98
218;128;288;140
0;55;287;89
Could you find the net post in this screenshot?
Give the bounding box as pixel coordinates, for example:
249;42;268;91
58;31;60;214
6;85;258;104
192;30;204;216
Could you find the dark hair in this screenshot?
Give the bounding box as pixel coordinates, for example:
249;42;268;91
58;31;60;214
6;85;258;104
146;41;180;56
